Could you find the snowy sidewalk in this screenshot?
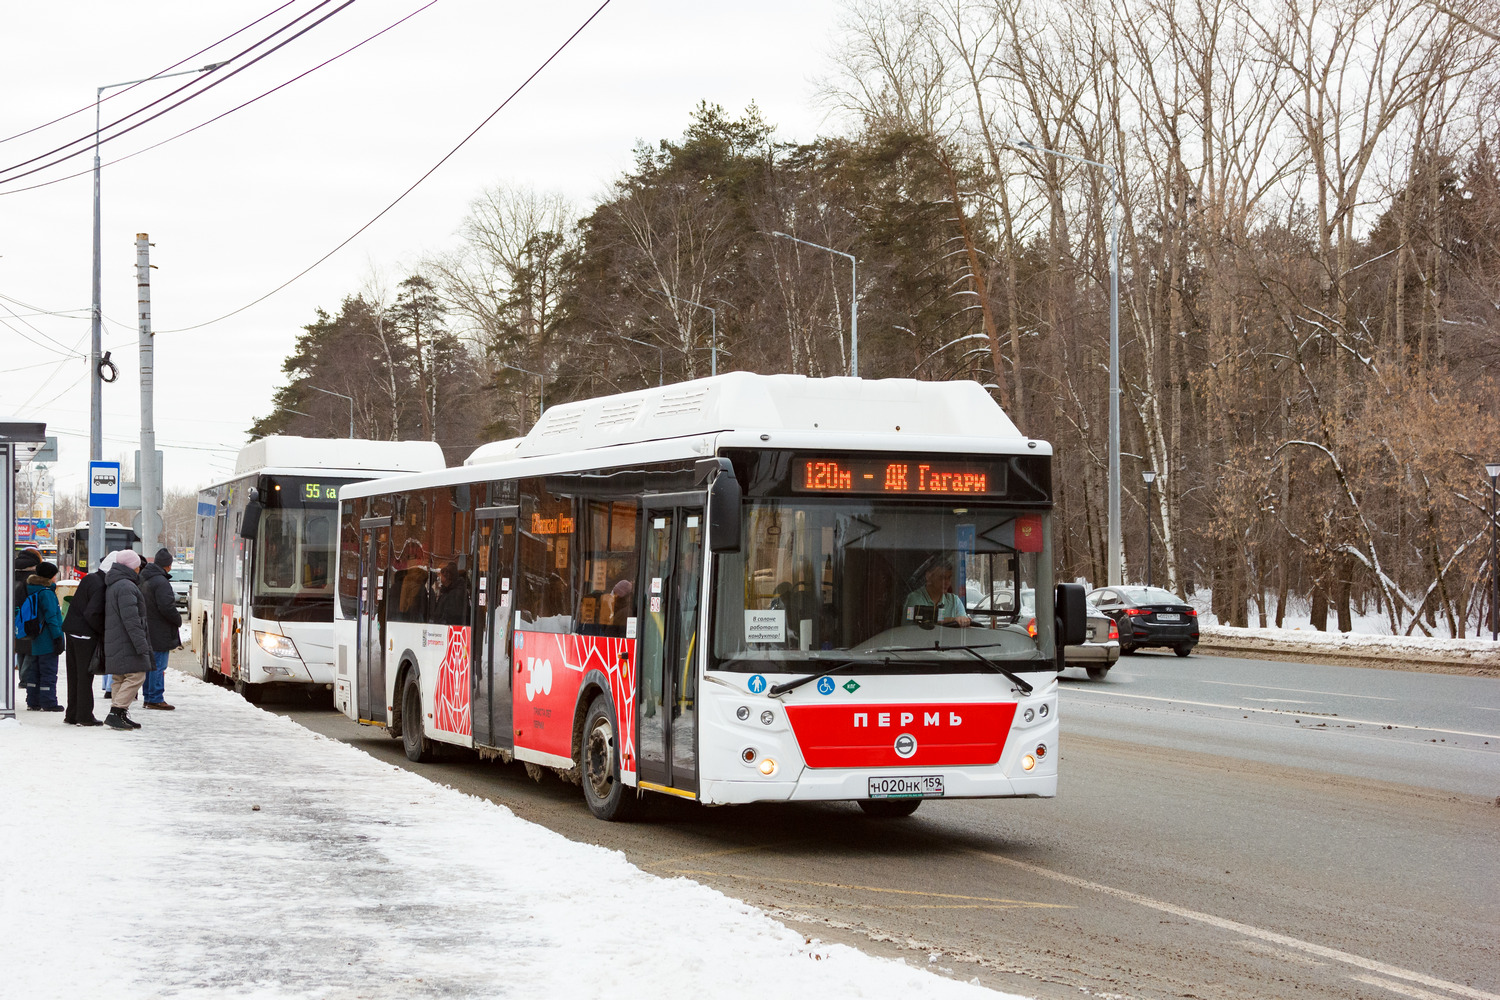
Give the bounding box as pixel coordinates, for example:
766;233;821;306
1;670;1021;1000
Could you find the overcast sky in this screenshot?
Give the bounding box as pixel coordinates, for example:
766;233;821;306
0;0;847;495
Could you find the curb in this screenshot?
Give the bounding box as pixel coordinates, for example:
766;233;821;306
1194;635;1500;678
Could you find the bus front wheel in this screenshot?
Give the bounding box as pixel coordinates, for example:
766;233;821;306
581;693;638;822
401;674;434;763
859;798;922;819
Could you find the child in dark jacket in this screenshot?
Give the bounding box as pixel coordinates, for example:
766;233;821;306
21;562;65;711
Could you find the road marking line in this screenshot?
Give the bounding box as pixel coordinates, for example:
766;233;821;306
1065;688;1500;739
1244;697;1322;704
645;840;806;869
1199;679;1397;701
667;869;1070;908
1352;973;1471;1000
969;850;1499;1000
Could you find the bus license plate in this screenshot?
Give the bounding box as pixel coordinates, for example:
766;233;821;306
1157;613;1180;621
868;775;945;799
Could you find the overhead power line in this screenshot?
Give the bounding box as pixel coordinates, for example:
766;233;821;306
0;0;355;186
0;0;441;199
160;0;615;334
0;0;300;147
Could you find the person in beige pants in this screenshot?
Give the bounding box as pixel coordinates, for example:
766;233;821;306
102;550;152;731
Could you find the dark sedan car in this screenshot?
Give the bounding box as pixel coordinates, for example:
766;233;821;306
1086;586;1199;656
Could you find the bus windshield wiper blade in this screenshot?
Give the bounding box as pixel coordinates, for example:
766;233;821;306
954;646;1034;695
768;660;863;697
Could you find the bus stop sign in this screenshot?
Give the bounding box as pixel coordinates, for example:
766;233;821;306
89;461;121;508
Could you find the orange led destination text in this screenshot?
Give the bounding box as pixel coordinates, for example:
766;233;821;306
799;459;989;495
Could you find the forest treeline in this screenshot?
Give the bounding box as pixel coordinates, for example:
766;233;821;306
249;0;1500;636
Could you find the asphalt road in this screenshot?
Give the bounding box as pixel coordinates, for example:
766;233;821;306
244;650;1500;1000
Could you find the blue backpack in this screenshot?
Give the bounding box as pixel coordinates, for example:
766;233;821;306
13;591;41;640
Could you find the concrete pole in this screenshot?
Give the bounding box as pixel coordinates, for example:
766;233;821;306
137;234;159;557
1107;169;1122;587
850;255;858;377
89;92;105;572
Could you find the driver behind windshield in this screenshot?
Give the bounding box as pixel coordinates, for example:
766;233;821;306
903;563;971;627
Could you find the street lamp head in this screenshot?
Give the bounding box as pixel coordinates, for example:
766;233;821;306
1487;463;1500;479
1142;470;1157;485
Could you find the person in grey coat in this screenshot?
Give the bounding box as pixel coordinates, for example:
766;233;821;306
103;550;152;730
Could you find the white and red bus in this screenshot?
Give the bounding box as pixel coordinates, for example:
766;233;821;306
191;436;445;701
334;374;1085;820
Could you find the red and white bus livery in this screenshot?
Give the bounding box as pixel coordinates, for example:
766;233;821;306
334;373;1086;820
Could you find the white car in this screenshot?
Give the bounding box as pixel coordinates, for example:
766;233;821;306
966;586;1119;679
169;564;193;609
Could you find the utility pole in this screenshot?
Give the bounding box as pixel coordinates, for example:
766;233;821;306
771;232;858;376
137;234;160;556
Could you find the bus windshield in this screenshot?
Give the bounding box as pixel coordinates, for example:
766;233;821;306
252;506;336;621
712;500;1053;672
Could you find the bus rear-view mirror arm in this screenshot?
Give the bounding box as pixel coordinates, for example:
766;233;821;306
697;458;742;553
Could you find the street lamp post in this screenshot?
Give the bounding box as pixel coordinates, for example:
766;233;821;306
1487;462;1500;641
1006;139;1121;586
89;62;221;570
1142;470;1157;588
502;363;544;426
656;292;718;377
619;336;664;386
307;386;355;438
770;231;858;377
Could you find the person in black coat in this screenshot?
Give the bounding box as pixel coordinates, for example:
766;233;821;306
138;548;182;710
62;557;109;726
103;551;152;731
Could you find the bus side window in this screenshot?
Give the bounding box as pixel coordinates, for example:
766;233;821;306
518;478;578;634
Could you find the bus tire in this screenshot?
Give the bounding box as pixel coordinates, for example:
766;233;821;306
580;692;637;822
233;675;262;704
858;798;922;818
401;673;434;763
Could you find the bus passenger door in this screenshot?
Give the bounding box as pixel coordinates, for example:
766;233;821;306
357;519;391;724
636;500;704;797
471;506;518;749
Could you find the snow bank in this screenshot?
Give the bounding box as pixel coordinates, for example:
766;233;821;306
0;673;1023;1000
1197;623;1500;671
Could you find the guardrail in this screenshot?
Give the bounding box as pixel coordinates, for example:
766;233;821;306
1194;624;1500;676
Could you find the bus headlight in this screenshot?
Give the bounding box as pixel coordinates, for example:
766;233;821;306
254;631;301;659
1021;754;1036;771
758;758;778;776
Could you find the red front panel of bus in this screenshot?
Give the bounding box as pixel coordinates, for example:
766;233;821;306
784;702;1017;768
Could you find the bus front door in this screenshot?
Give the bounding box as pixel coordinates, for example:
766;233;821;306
636;500;704;797
471;506;518;749
357;519;391;724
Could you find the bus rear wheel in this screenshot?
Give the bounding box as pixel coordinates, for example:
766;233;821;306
859;798;922;818
401;674;434;763
581;693;637;821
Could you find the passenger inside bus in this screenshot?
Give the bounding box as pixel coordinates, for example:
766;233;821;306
433;562;469;625
902;562;972;627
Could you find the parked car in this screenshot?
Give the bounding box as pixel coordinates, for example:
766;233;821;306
1086;586;1199;656
170;563;193;609
966;586;1119;676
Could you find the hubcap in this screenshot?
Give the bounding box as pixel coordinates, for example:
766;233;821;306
586;716;615;800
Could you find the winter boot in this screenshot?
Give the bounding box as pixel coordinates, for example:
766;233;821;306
104;708;133;731
120;710;142;730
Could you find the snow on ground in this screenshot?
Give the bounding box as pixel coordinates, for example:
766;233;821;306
0;671;1025;1000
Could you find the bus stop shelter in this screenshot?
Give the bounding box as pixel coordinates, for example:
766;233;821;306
2;421;49;721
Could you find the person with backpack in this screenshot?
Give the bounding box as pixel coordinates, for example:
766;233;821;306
103;550;151;731
19;561;65;712
138;548;181;711
13;548;40;674
62;553;110;726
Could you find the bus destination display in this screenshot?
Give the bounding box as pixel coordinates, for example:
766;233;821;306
302;482;340;502
793;457;1001;496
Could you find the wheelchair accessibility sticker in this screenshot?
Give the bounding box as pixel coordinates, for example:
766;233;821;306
817;676;836;696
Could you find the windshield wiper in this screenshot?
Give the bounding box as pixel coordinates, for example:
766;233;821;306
768;659;867;697
954;646;1035;696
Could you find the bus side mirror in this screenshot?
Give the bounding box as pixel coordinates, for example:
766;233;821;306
1055;582;1087;648
241;500;264;541
706;465;742;553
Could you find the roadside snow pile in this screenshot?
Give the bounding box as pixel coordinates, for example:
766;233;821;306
0;673;1021;1000
1198;622;1500;670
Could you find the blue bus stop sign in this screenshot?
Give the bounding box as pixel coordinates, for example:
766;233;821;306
88;461;121;508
